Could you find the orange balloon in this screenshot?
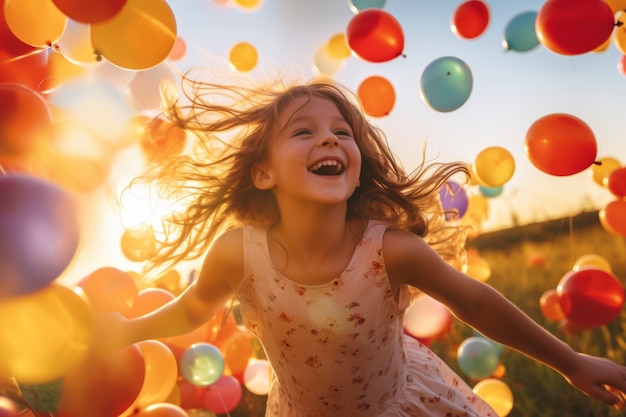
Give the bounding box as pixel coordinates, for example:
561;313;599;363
221;329;255;376
451;0;490;39
525;113;597;176
599;200;626;236
78;267;138;315
357;75;395;117
52;0;127;23
539;289;565;321
607;167;626;197
346;9;404;63
536;0;615;55
168;36;187;61
3;0;67;48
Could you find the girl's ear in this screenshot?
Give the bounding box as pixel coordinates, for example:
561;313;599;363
251;163;275;190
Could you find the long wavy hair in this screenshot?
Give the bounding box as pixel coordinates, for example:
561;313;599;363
132;71;471;275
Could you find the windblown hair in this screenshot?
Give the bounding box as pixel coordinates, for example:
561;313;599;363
134;71;471;275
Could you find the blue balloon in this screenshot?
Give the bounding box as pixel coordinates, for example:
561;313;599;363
180;342;225;386
479;185;504;198
420;56;473;112
439;180;468;220
348;0;387;13
457;336;500;379
503;11;539;52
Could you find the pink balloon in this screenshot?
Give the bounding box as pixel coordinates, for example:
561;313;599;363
201;375;243;414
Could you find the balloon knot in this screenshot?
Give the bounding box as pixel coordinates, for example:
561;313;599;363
593;160;602;166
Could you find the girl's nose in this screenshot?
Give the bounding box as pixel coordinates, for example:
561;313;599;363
319;134;339;147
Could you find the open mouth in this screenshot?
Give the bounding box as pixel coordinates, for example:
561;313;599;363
309;159;344;176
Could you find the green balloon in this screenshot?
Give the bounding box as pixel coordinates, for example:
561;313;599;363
503;11;540;52
420;56;473;112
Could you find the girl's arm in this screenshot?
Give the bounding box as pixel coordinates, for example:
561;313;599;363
95;228;243;350
383;228;626;407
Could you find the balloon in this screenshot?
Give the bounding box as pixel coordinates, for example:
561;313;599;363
473;146;515;187
536;0;615;55
78;266;138;315
348;0;387;14
420;56;473;112
451;0;490;40
403;294;452;341
90;0;177;70
127;288;175;318
168;36;187;61
42;51;86;94
55;20;103;66
605;0;626;14
573;253;612;273
346;9;404;63
619;53;626;76
599;199;626;236
3;0;67;48
0;174;79;297
233;0;263;11
121;223;157;262
58;345;146;417
221;328;255;376
200;375;243;414
177;379;204;410
0;83;51;155
557;267;625;327
325;33;351;60
0;283;93;384
614;16;626;54
129;62;177;110
243;359;271;396
607;167;626;197
51;0;127;23
462;256;492;282
472;378;514;417
502;11;539;52
539;288;565;321
313;44;345;77
438;180;468;220
228;42;258;72
589;156;621;187
457;336;500;379
135;403;188;417
180;343;225;386
525;113;597;176
357;75;395;117
479;185;503;198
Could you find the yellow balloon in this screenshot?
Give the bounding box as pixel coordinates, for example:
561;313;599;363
589;156;621;187
0;284;94;384
613;17;626;54
3;0;67;47
473;146;515;187
228;42;259;72
573;253;612;272
234;0;263;11
473;378;514;417
326;33;351;60
90;0;177;70
604;0;626;14
462;256;492;282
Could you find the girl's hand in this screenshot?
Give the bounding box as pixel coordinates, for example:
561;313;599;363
563;353;626;410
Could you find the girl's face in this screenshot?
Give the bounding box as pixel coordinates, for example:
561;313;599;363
253;95;362;208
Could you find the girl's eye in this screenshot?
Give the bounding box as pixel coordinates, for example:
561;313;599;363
293;129;311;136
335;129;352;137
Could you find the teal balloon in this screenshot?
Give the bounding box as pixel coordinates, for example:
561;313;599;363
456;336;499;379
479;185;503;198
180;342;225;386
420;56;473;112
348;0;387;13
503;11;539;52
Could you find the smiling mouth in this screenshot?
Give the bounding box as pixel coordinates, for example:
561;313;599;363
309;159;344;176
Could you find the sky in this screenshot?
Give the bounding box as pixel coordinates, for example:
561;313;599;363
40;0;626;278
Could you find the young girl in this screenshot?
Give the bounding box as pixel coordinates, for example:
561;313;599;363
103;74;626;416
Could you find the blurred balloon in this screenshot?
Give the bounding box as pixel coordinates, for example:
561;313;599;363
420;56;473;112
201;375;242;414
357;75;395;117
557;267;624;327
130;62;177;110
457;336;500;379
619;54;626;76
205;305;239;346
135;403;188;417
536;0;614;55
243;359;271;396
0;83;51;155
3;0;67;48
502;11;539;52
313;43;345;77
346;9;404;63
451;0;490;40
168;36;187;61
90;0;177;70
462;256;492;282
473;146;515;187
58;345;145;417
127;288;175;318
78;266;138;315
52;0;127;23
228;42;258;72
55;20;103;66
325;33;351;60
589;156;621;187
220;328;255;376
438;180;468;220
539;288;565;321
121;223;157;262
607;167;626;197
0;174;79;297
403;294;452;341
472;378;514;417
479;185;503;198
0;284;93;384
525;113;597;176
180;343;225;386
348;0;387;14
233;0;263;11
0;397;18;417
177;379;204;410
599;199;626;236
140;117;188;163
573;253;612;273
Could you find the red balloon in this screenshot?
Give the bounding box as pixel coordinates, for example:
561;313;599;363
536;0;615;55
607;167;626;198
51;0;128;23
557;267;624;328
451;0;490;39
525;113;597;176
600;200;626;236
346;9;404;63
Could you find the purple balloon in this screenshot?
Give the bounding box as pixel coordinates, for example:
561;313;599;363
439;180;468;220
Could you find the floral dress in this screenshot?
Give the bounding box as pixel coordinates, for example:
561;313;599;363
237;220;496;417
